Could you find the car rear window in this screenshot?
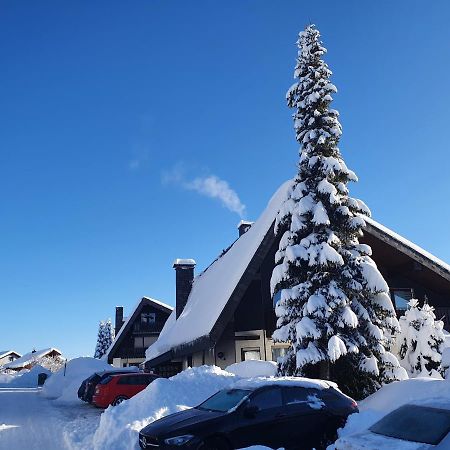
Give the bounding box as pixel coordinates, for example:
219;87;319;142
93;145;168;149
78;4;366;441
370;404;450;445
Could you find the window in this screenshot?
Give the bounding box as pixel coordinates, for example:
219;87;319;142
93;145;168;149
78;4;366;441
143;336;155;347
141;313;156;325
249;388;283;411
242;348;261;361
272;346;288;362
390;289;414;312
283;387;309;405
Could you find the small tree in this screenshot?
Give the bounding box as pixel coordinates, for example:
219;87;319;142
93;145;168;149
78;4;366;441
94;319;115;359
396;299;445;378
271;24;406;398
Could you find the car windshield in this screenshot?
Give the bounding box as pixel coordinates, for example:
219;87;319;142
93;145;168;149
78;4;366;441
370;404;450;445
197;389;251;412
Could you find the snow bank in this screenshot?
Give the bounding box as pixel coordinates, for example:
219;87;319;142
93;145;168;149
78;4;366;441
225;360;277;378
92;366;237;450
91;362;333;450
41;357;113;403
0;365;51;388
331;378;450;448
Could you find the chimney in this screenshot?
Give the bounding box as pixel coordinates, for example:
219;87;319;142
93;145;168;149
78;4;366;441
115;306;124;335
173;259;196;319
237;220;253;237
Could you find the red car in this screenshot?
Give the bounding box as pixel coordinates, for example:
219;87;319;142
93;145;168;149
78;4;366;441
92;372;159;407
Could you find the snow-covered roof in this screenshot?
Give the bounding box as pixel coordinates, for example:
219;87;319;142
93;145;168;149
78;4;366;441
105;296;173;360
364;217;450;280
146;180;293;362
146;180;450;364
0;350;21;360
3;348;62;369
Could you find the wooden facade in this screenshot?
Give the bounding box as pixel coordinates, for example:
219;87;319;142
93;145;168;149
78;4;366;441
107;297;172;368
145;217;450;374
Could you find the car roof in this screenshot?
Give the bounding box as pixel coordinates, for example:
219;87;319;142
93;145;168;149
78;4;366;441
109;372;155;377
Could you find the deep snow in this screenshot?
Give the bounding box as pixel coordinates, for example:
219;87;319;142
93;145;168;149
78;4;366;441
0;388;102;450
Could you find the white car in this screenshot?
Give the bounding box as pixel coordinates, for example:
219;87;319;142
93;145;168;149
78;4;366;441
335;403;450;449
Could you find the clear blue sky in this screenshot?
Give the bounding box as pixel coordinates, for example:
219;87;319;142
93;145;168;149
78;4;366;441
1;1;450;358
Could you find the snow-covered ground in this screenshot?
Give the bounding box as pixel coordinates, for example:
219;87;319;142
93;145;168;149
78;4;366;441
0;361;282;450
2;358;449;450
0;387;102;450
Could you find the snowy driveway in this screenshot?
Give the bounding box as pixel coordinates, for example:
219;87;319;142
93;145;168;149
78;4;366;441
0;388;101;450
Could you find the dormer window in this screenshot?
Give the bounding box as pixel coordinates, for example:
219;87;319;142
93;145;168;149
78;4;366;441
141;313;156;325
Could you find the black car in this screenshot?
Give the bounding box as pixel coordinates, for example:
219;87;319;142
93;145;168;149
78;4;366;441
138;381;358;450
78;369;140;403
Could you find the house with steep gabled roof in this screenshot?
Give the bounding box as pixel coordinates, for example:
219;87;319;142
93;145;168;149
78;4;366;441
106;297;173;371
0;350;22;368
2;348;62;371
144;181;450;375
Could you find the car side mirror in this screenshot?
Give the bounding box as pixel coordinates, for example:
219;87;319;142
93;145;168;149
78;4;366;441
243;405;259;418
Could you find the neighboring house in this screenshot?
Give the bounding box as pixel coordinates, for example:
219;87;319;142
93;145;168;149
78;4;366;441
145;180;450;375
106;297;173;371
3;348;62;371
0;350;22;367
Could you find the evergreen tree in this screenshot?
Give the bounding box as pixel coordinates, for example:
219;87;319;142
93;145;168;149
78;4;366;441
395;298;444;378
94;319;115;359
271;24;406;398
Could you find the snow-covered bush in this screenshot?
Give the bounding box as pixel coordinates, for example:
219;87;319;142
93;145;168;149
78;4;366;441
34;355;65;372
395;298;445;378
271;24;405;399
94;318;115;359
41;357;113;403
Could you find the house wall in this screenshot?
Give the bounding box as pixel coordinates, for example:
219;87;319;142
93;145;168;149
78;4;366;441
0;354;20;366
109;303;171;366
149;225;450;373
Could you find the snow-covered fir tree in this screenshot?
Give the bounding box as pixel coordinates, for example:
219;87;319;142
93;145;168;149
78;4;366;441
94;319;115;359
395;298;445;378
271;24;406;398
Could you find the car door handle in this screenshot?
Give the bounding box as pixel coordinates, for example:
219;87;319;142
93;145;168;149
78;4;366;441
275;413;287;418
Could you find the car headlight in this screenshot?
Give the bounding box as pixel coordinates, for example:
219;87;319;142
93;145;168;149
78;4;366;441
164;434;195;445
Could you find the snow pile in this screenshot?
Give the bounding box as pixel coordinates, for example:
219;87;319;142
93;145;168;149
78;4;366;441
0;365;51;388
91;363;327;450
41;357;113;403
225;360;277;378
331;377;450;448
92;366;237;450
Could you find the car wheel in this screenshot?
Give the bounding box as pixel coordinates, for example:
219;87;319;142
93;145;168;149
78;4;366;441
197;437;231;450
111;396;128;406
